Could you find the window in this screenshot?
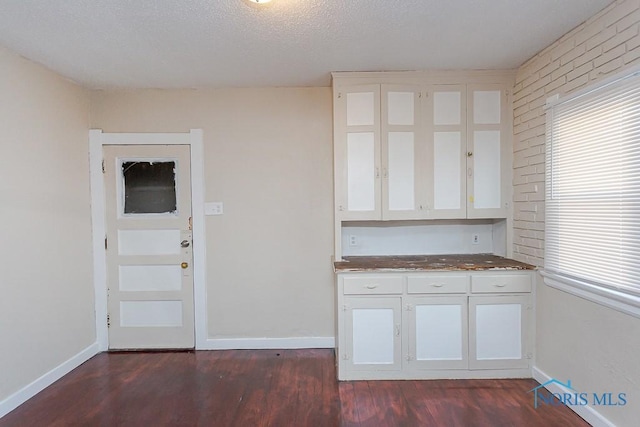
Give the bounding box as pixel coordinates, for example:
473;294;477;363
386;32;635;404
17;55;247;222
543;69;640;316
122;161;177;214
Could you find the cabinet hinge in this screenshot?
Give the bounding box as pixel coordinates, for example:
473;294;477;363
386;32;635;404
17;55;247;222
526;352;533;359
405;304;413;311
338;92;342;99
101;159;105;173
342;304;349;311
342;353;349;360
107;313;111;328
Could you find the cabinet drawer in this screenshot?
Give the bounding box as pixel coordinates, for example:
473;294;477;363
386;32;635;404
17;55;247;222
343;276;404;295
407;275;469;294
471;274;532;293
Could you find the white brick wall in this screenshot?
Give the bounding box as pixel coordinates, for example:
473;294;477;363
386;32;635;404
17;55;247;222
512;0;640;266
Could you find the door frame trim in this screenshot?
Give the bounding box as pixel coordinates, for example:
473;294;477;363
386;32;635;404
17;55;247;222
89;129;207;350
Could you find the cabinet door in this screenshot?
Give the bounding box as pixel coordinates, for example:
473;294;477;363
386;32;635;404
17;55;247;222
407;296;468;370
334;85;381;220
467;84;508;218
342;297;402;371
381;84;426;220
468;295;532;370
428;85;467;219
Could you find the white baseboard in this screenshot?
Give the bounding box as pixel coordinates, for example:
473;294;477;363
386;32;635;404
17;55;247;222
199;336;335;350
0;343;100;419
532;366;615;427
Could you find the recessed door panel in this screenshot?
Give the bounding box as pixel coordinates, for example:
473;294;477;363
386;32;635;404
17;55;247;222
473;90;501;124
433;132;462;210
352;308;395;364
434;91;462;125
120;301;183;327
473;130;501;209
387;132;415;211
347;92;375;126
347;132;376;211
118;230;181;256
475;303;522;360
119;265;182;292
387;92;415;125
416;304;463;361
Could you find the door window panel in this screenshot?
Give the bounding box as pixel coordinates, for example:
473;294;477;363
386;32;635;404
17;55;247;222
122;161;177;214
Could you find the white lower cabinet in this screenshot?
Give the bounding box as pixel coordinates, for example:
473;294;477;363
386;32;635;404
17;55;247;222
342;297;403;372
407;295;468;370
469;295;532;370
336;271;534;380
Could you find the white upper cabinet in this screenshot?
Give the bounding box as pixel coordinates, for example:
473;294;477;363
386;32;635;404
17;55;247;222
429;85;467;218
335;84;424;220
333;73;512;224
466;85;509;218
381;85;426;219
428;84;508;219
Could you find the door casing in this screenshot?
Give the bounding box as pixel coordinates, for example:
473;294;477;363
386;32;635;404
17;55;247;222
89;129;207;351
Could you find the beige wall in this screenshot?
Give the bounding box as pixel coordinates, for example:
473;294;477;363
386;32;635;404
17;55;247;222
0;46;94;401
513;0;640;424
90;88;335;340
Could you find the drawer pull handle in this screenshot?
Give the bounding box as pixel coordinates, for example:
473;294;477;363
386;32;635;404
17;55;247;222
431;283;445;288
494;283;507;287
365;284;378;289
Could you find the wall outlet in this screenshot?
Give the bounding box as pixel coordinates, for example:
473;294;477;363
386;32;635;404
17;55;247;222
349;235;358;246
472;233;480;245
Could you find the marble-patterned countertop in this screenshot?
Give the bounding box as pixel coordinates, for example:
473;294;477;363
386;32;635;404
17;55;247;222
334;254;535;272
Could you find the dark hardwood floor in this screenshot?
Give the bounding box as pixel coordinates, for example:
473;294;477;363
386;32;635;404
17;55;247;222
1;349;589;427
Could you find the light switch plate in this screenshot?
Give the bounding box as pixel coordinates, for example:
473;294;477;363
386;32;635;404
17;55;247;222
205;202;224;215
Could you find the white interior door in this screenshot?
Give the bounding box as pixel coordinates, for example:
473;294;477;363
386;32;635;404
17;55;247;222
103;144;194;349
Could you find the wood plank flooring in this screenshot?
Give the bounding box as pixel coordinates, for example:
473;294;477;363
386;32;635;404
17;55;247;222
0;349;590;427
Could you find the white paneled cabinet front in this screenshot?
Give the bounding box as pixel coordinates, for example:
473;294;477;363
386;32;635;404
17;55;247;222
466;85;509;218
334;84;424;220
336;270;533;380
469;295;532;370
334;77;511;226
429;84;508;219
407;296;468;370
430;85;467;218
342;297;403;371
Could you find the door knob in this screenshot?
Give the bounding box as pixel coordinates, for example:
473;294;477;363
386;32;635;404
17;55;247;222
181;240;190;248
181;262;189;269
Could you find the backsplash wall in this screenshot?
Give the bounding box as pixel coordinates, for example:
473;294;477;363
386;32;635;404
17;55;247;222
341;220;500;256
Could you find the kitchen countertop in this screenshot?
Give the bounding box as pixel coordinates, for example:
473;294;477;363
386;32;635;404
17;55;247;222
334;254;535;272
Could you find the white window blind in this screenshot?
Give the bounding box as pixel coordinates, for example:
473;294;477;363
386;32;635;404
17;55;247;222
545;71;640;301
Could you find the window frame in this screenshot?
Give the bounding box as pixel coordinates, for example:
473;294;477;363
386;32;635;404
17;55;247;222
542;65;640;319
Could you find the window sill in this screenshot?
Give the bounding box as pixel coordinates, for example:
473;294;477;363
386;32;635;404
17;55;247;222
540;270;640;319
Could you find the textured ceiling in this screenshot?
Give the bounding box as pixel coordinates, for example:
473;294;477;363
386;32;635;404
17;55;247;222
0;0;613;88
